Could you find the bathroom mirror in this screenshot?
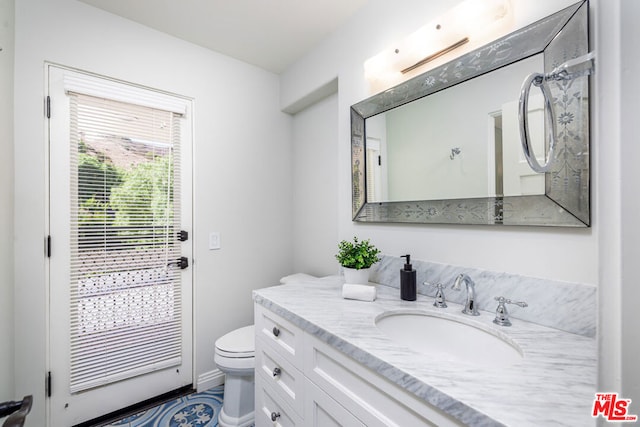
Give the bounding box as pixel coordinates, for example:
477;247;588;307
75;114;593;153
351;1;590;227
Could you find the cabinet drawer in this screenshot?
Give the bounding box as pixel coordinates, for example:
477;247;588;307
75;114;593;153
255;304;304;367
256;336;304;416
255;374;303;427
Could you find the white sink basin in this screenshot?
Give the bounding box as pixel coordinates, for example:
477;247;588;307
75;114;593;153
375;312;523;368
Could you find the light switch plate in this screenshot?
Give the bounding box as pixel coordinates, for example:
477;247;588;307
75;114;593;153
209;232;221;250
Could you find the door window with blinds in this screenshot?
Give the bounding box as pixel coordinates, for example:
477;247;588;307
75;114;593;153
68;92;184;392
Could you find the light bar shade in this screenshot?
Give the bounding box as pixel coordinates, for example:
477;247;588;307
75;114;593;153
364;0;513;85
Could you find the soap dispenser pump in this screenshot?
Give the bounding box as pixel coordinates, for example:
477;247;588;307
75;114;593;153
400;254;416;301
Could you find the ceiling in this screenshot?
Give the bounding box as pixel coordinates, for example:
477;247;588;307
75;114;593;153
79;0;369;74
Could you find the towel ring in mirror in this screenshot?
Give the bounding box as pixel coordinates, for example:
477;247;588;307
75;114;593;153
518;72;557;173
519;52;595;173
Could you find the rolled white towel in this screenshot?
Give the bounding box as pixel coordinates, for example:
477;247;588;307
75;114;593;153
342;283;376;302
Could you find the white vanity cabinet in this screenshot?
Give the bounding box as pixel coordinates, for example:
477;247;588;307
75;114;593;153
255;304;363;426
254;304;464;427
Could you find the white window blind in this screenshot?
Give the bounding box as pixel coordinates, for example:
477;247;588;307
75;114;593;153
68;92;183;393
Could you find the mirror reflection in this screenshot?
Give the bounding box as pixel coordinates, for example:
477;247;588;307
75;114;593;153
365;55;546;203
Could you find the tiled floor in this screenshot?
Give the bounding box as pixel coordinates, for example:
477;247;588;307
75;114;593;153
105;386;224;427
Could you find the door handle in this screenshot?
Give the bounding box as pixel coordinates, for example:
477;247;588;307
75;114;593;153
168;257;189;269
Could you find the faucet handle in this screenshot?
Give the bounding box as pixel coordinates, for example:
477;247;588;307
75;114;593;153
493;296;528;326
495;296;528;308
425;282;447;308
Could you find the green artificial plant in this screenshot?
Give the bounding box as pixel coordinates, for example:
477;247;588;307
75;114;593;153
335;236;381;270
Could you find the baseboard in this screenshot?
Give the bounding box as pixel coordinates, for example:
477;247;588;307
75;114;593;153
197;368;225;392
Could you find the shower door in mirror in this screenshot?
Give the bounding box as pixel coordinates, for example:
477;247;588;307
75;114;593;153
47;65;193;426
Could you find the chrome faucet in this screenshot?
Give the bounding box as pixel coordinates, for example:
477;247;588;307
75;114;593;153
451;274;480;316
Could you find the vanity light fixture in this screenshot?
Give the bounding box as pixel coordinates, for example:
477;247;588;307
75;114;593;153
364;0;513;85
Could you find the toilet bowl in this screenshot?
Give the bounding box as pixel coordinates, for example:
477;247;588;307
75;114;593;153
214;325;255;427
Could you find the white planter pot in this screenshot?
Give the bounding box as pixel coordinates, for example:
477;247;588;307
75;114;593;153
343;267;370;285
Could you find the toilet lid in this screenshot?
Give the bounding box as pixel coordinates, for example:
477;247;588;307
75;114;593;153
215;325;255;358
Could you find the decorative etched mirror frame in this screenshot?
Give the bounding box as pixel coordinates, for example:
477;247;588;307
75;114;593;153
351;1;590;227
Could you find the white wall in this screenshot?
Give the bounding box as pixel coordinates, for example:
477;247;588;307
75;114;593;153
0;0;14;403
14;0;292;424
592;0;640;411
619;0;640;410
594;0;622;410
292;92;340;276
384;82;493;200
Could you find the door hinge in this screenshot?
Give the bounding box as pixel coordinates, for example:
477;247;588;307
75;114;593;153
46;96;51;119
46;371;52;398
45;235;51;258
177;230;189;241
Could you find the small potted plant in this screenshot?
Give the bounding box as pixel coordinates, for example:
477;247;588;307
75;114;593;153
335;236;381;285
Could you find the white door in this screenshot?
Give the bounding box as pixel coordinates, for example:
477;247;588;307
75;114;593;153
501;96;546;196
365;137;383;202
47;65;193;426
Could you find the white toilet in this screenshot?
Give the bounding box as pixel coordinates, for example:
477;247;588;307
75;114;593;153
214;325;255;427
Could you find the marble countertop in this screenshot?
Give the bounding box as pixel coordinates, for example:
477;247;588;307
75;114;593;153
253;279;597;427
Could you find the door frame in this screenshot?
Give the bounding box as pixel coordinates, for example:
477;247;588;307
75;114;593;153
44;62;197;426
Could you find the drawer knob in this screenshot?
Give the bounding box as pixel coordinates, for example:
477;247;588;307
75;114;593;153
271;411;281;422
272;367;281;377
272;326;280;337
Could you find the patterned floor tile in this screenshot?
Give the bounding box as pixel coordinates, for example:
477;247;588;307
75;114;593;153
106;387;224;427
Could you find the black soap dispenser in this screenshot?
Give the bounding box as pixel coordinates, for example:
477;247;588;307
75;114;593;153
400;254;416;301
